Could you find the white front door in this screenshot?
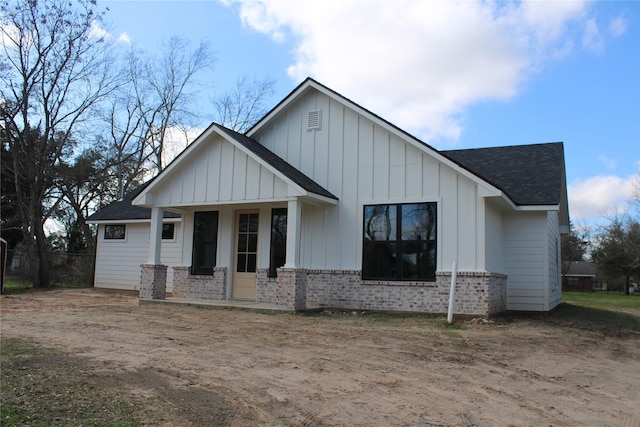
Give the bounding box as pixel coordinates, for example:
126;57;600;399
232;210;259;299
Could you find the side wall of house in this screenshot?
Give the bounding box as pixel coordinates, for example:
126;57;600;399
547;211;562;310
255;90;486;273
502;211;549;311
94;222;182;292
484;201;504;274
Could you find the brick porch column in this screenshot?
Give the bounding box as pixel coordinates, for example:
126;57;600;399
276;268;307;311
140;264;167;300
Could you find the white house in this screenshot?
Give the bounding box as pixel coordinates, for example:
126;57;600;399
87;78;569;315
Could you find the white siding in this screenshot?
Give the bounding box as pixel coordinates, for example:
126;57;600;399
94;222;182;292
254;90;483;272
503;212;548;311
547;211;562;310
150;134;291;207
484;201;504;273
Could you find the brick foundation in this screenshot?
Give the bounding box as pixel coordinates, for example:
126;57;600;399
256;268;276;303
253;268;507;316
172;266;227;300
140;264;167;300
304;270;507;316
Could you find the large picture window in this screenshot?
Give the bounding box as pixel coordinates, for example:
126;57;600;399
363;203;436;281
269;208;287;278
191;211;219;275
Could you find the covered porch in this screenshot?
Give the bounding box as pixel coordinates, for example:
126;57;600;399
139;198;321;311
132;123;338;311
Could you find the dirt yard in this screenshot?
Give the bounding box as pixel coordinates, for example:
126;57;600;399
1;289;639;426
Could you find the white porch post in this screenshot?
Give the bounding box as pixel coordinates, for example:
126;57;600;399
284;199;301;268
148;207;163;264
278;198;307;311
140;207;167;300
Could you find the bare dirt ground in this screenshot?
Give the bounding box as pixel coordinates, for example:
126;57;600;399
1;288;639;427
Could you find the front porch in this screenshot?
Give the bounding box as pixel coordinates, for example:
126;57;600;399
139;295;293;314
140;264;309;311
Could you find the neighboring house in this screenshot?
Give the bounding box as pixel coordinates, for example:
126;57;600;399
562;261;597;292
87;78;569;315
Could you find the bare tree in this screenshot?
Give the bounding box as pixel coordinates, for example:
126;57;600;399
561;221;590;276
140;37;213;174
213;76;275;133
98;37;213;198
0;0;117;287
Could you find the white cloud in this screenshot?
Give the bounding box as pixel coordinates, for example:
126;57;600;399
89;21;110;40
89;21;132;44
598;155;616;170
117;32;132;44
582;18;603;53
568;174;636;220
162;126;206;166
221;0;592;142
609;14;628;37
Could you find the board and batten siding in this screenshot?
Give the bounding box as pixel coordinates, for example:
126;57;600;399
503;212;550;311
148;134;290;207
94;222;181;292
254;90;484;272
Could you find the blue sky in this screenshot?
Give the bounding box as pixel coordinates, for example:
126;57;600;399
99;0;639;228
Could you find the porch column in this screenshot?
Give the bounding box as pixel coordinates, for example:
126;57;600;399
148;207;163;264
284;199;301;268
140;207;167;300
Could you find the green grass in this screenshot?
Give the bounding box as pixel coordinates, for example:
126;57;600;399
1;279;33;295
1;278;92;295
562;291;640;316
553;291;640;337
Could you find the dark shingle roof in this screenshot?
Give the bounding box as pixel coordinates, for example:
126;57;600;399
216;125;338;200
442;142;565;206
86;182;181;222
564;261;597;277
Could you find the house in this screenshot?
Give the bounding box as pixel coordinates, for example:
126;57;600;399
562;261;597;292
87;78;569;315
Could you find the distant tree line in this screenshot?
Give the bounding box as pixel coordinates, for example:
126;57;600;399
562;180;640;295
1;0;275;288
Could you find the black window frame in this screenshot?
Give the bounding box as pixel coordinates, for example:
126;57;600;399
269;208;288;278
162;223;175;240
104;224;126;240
191;211;219;276
362;202;437;282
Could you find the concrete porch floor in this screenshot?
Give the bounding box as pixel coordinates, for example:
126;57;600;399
139;297;293;314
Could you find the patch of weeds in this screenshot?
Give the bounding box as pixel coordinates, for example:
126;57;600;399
428;317;467;330
1;280;33;295
0;338;155;427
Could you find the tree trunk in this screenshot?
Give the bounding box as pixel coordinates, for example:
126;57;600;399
625;275;631;296
32;209;51;288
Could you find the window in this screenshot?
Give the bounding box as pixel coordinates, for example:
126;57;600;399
363;203;436;281
269;208;288;278
162;223;175;240
104;224;126;240
191;211;219;275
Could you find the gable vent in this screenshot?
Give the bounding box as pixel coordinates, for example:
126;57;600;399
307;109;322;131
